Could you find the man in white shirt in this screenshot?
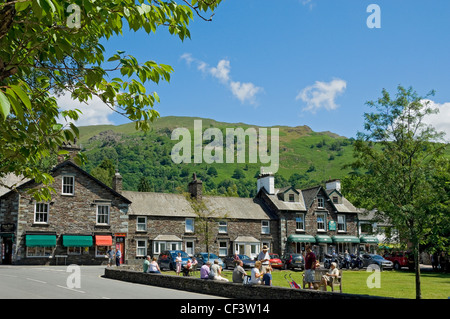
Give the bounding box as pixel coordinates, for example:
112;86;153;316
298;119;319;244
257;245;270;273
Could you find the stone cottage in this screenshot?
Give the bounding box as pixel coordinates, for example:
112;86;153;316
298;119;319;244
0;159;131;265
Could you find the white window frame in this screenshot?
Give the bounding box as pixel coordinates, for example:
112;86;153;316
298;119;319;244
136;216;147;232
185;218;194;233
34;202;49;224
61;175;75;195
295;213;305;231
218;220;228;233
185;240;195;256
261;220;270;234
317;213;326;232
317;197;324;208
136;239;147;257
218;241;228;257
337;214;346;232
96;204;110;225
26;246;52;258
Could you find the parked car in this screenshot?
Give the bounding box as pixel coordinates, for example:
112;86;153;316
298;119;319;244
361;253;393;270
383;251;414;270
223;254;255;269
157;250;190;270
268;253;283;269
194;252;225;268
281;253;304;270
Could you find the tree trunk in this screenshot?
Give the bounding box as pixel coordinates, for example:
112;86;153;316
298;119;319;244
414;241;421;299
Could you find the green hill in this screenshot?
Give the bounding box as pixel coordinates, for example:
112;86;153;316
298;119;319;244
78;116;357;197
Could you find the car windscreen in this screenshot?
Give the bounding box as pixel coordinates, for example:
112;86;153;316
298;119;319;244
239;255;250;260
171;251;189;258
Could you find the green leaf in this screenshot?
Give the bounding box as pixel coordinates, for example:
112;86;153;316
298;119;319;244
10;84;31;110
0;91;11;119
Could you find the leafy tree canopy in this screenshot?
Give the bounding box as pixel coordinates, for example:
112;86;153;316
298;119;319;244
0;0;222;200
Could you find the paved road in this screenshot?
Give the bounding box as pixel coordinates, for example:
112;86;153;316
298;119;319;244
0;265;223;299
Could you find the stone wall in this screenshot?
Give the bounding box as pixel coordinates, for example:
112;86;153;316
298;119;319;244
104;268;391;300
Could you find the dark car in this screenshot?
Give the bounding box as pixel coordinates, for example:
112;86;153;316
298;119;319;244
269;253;283;269
194;252;225;268
281;253;304;270
361;253;393;271
157;250;190;270
223;254;255;269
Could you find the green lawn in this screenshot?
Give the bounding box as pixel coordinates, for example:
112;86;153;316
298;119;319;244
161;268;450;299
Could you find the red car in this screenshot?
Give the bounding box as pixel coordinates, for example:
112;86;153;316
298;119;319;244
269;253;283;269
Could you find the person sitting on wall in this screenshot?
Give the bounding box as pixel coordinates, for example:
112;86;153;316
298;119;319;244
148;257;161;274
200;261;211;279
232;260;247;283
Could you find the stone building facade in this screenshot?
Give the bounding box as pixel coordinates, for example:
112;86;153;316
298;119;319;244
0;161;131;265
256;175;360;261
1;156;362;266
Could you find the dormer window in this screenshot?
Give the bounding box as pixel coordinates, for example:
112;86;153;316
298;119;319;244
317;197;324;208
333;196;339;204
289;194;295;202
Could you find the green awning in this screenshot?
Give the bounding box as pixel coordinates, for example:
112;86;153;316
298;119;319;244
63;235;93;247
26;234;56;247
360;236;379;244
332;235;360;243
287;234;316;243
315;235;332;243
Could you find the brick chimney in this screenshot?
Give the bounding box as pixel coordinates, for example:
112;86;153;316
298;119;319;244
112;169;123;193
188;173;202;200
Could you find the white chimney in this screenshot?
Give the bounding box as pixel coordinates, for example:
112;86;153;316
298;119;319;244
326;179;341;192
257;171;275;195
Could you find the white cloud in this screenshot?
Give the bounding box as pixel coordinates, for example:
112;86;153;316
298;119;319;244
181;53;263;105
301;0;315;10
296;78;347;113
56;91;115;127
421;99;450;141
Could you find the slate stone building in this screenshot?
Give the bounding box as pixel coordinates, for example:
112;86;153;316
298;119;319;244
0;159;131;265
256;174;360;261
0;153;364;265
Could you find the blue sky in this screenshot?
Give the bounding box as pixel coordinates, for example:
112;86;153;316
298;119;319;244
64;0;450;139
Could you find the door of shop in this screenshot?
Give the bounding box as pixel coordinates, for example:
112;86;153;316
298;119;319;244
2;237;13;264
115;236;125;265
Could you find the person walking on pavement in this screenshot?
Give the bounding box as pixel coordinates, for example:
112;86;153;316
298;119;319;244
115;249;121;266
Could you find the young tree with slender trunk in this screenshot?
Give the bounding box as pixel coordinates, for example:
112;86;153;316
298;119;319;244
344;86;448;299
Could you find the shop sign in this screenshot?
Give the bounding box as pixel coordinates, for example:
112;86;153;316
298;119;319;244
328;220;336;231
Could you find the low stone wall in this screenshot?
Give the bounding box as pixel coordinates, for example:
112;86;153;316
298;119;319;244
104;268;390;299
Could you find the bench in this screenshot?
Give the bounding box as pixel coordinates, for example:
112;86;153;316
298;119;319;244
55;255;68;265
302;268;342;292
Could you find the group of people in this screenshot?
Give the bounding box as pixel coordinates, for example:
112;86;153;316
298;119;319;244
304;244;340;290
200;259;229;281
106;248;122;267
142;245;341;291
143;256;161;273
231;245;273;286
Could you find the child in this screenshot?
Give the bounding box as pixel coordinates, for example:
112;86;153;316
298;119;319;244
262;266;273;286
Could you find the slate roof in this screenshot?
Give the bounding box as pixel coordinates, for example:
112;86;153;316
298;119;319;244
122;191;274;220
0;161;131;204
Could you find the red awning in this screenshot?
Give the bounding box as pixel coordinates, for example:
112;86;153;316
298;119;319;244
95;235;112;246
